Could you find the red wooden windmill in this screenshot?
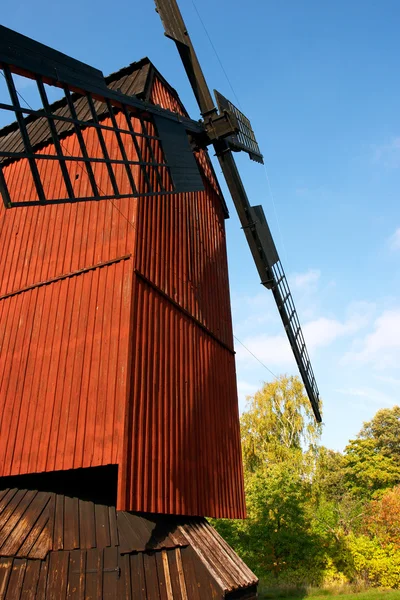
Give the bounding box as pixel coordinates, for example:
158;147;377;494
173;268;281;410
0;2;320;597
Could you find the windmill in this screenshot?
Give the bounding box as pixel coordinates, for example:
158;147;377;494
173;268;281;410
154;0;321;422
0;4;320;598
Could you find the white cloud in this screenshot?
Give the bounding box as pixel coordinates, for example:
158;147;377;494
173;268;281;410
336;386;395;406
303;317;351;349
374;137;400;168
344;308;400;369
235;302;373;369
389;228;400;251
291;269;321;291
235;333;293;367
375;374;400;387
302;302;373;353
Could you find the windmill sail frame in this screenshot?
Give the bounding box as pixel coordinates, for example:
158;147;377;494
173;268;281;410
0;25;205;207
214;90;264;163
154;0;322;422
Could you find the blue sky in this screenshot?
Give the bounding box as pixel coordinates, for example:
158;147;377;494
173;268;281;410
2;0;400;451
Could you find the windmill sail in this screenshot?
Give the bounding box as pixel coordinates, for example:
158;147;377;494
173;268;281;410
154;0;322;422
214;90;264;163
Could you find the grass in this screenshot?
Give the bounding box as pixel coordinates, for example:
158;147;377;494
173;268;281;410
258;587;400;600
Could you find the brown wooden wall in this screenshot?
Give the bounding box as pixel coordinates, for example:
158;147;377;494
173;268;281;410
0;72;245;518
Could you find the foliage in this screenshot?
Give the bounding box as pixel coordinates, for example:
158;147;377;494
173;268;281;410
313;447;347;502
363;487;400;549
359;407;400;464
213;378;400;592
343;407;400;499
347;534;400;588
343;438;400;499
240;375;321;472
243;464;320;580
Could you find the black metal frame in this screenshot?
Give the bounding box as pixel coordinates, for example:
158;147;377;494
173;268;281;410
0;24;205;208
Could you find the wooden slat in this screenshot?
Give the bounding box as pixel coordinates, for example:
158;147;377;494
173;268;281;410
108;507;118;548
19;559;41;599
35;555;49;598
28;521;52;560
15;501;51;559
117;554;131;600
129;553;147;599
155;551;168;600
1;492;50;557
84;549;99;600
47;551;69;599
0;490;37;550
63;496;80;551
175;549;188;600
116;513;138;554
79;501;96;549
94;504;111;549
103;546;119;600
143;553;160;600
53;494;64;551
66;549;85;600
179;547;201;600
0;558;13;598
0;490;12;507
161;550;174;600
4;558;27;600
165;549;182;599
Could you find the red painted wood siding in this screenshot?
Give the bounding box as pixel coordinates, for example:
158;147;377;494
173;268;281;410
0;73;245;518
0;111;139;478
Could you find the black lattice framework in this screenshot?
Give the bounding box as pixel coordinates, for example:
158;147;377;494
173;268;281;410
271;261;321;420
0;25;205;208
214;90;263;164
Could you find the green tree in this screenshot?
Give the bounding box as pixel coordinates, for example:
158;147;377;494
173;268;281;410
240;375;321;472
243;463;320;581
213;376;325;584
313;446;347;503
359;406;400;464
344;437;400;498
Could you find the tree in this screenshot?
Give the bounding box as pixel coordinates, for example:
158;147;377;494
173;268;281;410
359;406;400;464
364;486;400;549
213;376;325;583
313;447;347;503
243;463;321;581
240;375;322;472
343;437;400;498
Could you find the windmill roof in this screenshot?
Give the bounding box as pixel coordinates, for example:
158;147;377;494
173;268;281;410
0;58;157;158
